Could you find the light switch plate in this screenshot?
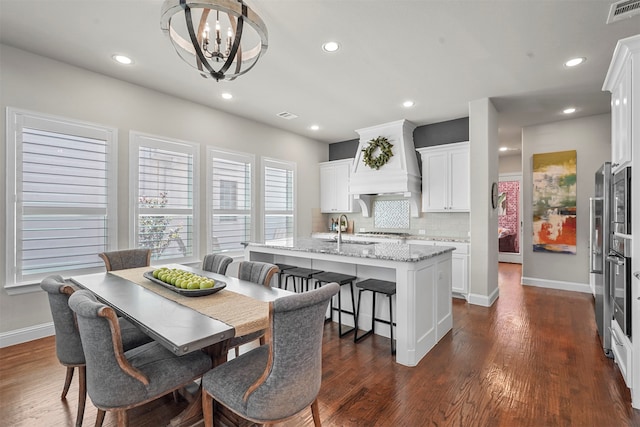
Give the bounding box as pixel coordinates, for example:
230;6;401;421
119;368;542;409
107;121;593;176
418;229;426;235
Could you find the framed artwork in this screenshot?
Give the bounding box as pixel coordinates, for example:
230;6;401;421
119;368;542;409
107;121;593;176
532;150;577;254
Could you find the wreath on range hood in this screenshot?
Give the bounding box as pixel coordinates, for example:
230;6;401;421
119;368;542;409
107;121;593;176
362;136;393;170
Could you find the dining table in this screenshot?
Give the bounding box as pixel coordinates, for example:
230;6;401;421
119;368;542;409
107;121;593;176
70;263;291;427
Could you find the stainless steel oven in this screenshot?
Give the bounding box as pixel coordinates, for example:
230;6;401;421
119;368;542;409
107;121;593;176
608;235;632;337
612;167;631;235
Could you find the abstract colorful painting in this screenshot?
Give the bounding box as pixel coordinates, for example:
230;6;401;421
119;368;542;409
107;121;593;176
532;150;577;254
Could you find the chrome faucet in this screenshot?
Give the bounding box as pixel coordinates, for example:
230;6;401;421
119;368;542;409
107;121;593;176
337;214;348;244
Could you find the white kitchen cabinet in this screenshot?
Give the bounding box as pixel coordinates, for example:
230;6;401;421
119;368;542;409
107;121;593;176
417;142;470;212
320;159;357;213
610;64;632;172
406;239;469;298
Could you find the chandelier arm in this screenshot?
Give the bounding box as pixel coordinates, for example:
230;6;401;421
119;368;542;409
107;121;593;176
228;12;242;77
181;0;218;78
217;11;244;78
195;9;211;71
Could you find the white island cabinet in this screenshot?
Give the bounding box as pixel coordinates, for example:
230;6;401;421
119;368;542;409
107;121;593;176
406;239;469;298
245;238;454;367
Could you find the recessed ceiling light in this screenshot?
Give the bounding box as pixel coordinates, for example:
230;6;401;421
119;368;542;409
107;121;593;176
221;93;233;100
564;57;585;68
112;54;133;65
499;147;509;152
310;125;320;131
563;107;576;114
402;100;415;108
322;41;340;53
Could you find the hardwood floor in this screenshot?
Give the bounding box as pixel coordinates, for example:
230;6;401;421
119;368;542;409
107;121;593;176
1;263;639;426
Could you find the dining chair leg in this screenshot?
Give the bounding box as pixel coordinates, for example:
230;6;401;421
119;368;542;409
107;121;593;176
115;409;128;427
62;366;74;399
311;398;321;427
76;366;87;427
95;409;106;427
202;390;214;427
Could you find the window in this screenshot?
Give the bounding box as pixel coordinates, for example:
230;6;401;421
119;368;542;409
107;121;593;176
263;158;295;244
130;132;199;262
207;149;254;253
6;108;117;287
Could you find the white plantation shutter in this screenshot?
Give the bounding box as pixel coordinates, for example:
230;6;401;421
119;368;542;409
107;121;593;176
263;158;295;244
6;109;117;286
208;149;254;253
131;133;199;262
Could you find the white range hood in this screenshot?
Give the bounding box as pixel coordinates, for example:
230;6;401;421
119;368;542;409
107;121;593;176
349;119;421;217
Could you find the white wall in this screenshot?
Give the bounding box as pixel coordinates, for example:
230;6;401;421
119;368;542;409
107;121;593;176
521;114;611;290
499;153;522;173
0;45;327;337
468;98;500;306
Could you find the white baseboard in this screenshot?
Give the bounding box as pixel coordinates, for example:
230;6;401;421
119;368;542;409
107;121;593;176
468;286;500;307
521;276;591;294
0;322;54;348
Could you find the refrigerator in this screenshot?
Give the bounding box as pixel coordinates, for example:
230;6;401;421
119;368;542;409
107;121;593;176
590;162;613;358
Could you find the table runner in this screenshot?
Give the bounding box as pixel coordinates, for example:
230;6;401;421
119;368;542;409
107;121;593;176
111;267;269;337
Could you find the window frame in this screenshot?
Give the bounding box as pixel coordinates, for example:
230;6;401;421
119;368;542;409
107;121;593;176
261;157;297;244
5;107;118;292
206;147;256;255
129;131;200;264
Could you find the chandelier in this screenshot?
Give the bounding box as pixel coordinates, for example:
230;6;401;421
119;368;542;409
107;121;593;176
160;0;268;82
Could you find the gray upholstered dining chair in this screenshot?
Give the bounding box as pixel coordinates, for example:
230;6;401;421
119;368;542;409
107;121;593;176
68;289;212;427
237;260;279;286
98;248;151;271
202;253;233;275
201;282;339;427
227;261;280;357
40;275;153;427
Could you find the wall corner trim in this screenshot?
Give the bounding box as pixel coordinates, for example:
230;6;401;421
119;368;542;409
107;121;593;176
467;287;500;307
521;276;591;294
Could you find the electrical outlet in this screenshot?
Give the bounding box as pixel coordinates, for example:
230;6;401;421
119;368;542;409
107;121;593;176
359;228;365;232
418;229;426;235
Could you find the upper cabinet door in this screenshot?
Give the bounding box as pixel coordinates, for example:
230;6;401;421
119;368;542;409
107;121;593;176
319;159;357;213
611;65;632;172
448;147;470;211
422;151;448;211
418;142;470;212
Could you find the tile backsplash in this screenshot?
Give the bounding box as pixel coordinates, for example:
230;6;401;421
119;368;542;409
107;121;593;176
317;195;470;239
374;200;410;229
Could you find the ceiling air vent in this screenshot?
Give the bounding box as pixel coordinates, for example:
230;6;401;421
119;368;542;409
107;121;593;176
276;111;298;120
607;0;640;23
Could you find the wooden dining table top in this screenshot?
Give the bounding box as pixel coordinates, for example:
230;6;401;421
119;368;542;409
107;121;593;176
70;263;291;356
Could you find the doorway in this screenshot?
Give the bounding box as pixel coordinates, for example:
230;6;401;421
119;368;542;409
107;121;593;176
498;173;522;264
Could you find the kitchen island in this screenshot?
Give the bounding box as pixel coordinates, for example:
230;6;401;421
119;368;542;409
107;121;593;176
244;238;454;367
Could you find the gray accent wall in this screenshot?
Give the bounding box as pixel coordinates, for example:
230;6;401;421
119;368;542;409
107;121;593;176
329;117;469;160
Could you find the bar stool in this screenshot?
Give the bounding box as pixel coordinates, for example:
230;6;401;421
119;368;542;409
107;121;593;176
284;267;324;292
354;278;396;355
275;264;296;289
312;271;357;337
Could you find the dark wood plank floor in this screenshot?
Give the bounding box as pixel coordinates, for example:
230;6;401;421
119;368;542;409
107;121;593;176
1;263;639;426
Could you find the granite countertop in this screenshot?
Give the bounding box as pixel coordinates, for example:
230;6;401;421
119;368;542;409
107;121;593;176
311;232;470;244
246;238;455;263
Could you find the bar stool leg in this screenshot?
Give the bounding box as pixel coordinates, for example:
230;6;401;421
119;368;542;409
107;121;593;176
336;282;355;337
355;289;376;343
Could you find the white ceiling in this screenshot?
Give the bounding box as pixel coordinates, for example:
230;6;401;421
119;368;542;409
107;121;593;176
1;1;639;155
